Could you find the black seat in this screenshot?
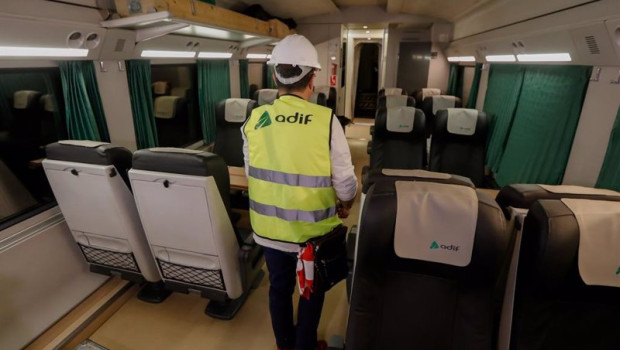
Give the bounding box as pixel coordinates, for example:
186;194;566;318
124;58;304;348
376;95;415;110
429;109;488;187
346;177;509;350
421;95;462;137
414;88;442;109
214;98;256;167
368;107;426;170
309;92;327;106
509;198;620;349
378;88;407;96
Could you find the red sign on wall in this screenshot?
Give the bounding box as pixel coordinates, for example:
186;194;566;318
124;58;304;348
330;75;337;87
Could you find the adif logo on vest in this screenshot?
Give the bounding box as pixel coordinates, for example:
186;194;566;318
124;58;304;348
275;112;313;125
430;241;460;251
255;111;272;130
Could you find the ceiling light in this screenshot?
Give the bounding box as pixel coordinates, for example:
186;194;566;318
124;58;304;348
447;56;476;62
331;56;337;60
0;46;89;57
363;25;368;29
141;50;195;58
198;52;233;59
516;53;572;62
367;37;371;40
246;53;268;59
365;30;370;34
486;54;516;62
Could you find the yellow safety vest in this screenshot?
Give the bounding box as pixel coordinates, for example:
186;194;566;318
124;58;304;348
243;95;341;243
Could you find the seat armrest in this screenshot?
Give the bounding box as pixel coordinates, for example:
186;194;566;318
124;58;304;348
366;140;372;155
369;126;374;136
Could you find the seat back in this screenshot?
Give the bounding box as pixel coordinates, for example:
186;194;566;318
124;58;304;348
11;90;42;137
152;81;171;96
129;148;243;300
510;199;620;349
316;85;337;113
376;95;415;110
254;89;278;106
370;107;426;170
42;141;161;283
429;108;488;187
309;92;327;106
214;98;256;167
347;178;509;350
421;95;462;137
414;88;442;108
379;87;407;96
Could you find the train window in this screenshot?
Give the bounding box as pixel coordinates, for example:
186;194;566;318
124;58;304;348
150;64;202;148
0;68;66;229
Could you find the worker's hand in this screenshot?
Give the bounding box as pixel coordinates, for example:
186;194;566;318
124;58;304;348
337;199;355;219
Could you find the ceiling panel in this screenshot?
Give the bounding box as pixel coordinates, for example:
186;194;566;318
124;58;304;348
240;0;339;20
332;0;387;6
398;0;497;22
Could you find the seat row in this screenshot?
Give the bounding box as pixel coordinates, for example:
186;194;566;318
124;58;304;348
347;171;620;349
42;141;264;319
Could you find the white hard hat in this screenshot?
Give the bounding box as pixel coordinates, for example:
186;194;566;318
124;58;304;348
267;34;321;70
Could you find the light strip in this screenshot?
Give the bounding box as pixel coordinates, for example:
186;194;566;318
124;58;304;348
246;53;268;59
486;54;516;62
198;52;233;59
447;56;476;62
0;46;89;58
141;50;196;58
517;53;572;62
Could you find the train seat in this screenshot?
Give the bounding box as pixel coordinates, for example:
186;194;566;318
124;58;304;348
128;148;264;320
429;108;488;187
376;95;415;110
153;95;189;147
414;88;442;108
214;98;256;167
367;106;426;171
421;95;462;137
508;198;620;349
42;141;170;303
493;184;620;349
378;87;407;96
152;81;171;96
346;177;509;349
254;88;278;106
309;91;327;106
315;85;337;113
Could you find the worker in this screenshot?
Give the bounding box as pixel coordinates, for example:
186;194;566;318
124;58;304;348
242;34;357;350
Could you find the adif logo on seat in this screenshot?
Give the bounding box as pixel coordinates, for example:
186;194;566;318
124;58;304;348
255;111;272;130
430;241;460;251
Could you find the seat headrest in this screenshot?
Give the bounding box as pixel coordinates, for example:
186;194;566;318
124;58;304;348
394;181;478;266
132;148;226;177
224;98;253;123
445;108;479;136
421;88;442;100
256;89;278;106
154;96;182;119
362;168;474;193
40;94;56;112
385;106;416;133
46;141;132;169
14;90;42;109
431;95;457;114
384;88;403;96
152;81;170;95
309;92;326;106
382;95;413;108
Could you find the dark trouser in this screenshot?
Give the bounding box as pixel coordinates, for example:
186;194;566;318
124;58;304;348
263;246;326;350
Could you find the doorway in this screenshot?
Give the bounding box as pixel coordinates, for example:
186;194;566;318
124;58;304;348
354;43;380;118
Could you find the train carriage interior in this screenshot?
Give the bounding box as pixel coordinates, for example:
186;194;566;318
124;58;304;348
1;0;620;349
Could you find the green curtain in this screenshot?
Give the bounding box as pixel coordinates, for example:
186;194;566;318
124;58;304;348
446;64;463;98
126;60;158;149
263;64;277;89
484;64;526;172
495;65;592;186
59;61;104;141
466;63;483;109
596;106;620;191
239;59;250;99
197;60;231;144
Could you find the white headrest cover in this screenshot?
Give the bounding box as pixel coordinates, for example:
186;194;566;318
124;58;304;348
447;108;478;136
40;94;56;112
539;185;620;196
386;107;415;133
315;85;331;96
385;95;409;108
561;198;620;287
154;96;181;119
58;140;109;148
152;81;169;95
384;88;403;96
432;95;457;114
382;169;451;179
257;89;278;106
394;181;478;267
225;99;251;123
149;147;202;154
422;88;441;100
14;90;40;109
